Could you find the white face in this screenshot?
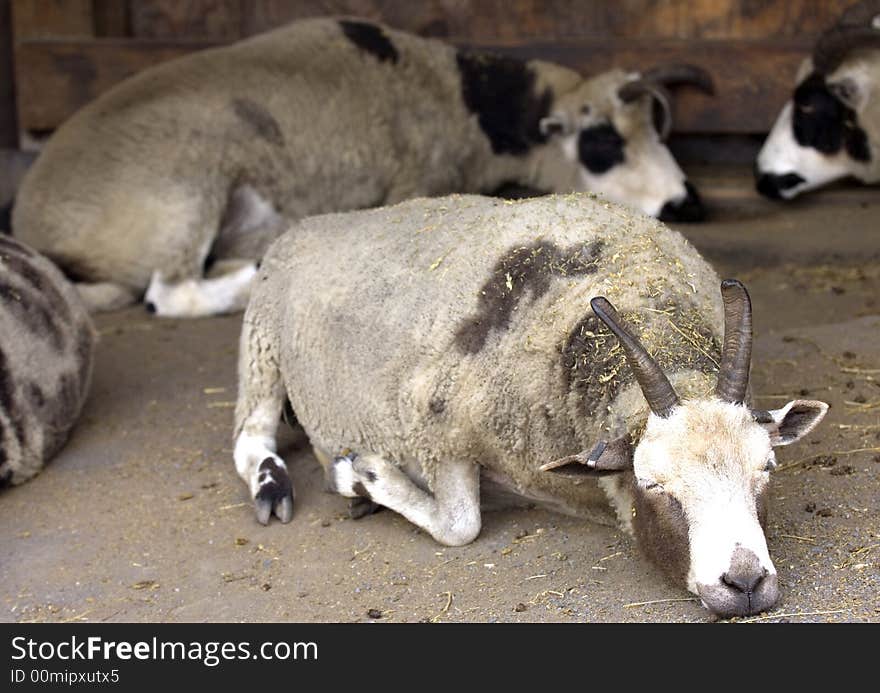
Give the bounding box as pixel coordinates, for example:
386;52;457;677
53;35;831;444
632;400;779;616
556;130;692;218
756;60;875;199
537;71;704;221
756;102;856;199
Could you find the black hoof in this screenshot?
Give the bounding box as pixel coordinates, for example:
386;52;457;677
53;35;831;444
254;457;294;524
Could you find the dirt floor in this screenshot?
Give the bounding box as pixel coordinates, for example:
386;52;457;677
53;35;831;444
1;172;878;623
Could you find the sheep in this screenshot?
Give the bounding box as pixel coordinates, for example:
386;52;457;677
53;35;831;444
12;17;713;319
0;235;96;487
232;193;828;618
757;0;880;198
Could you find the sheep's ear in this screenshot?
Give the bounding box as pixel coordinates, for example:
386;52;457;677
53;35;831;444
539;436;633;478
539;113;572;138
759;400;829;447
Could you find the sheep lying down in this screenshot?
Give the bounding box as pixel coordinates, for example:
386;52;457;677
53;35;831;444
234;193;828;618
12;17;711;319
0;236;95;487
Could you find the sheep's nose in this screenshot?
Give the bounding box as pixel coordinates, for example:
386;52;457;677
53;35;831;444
698;547;780;617
658;181;706;222
755;171;805;199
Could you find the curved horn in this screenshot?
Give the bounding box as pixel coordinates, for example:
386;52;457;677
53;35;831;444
813;25;880;75
715;279;753;405
618;79;673;140
590;296;680;418
641;64;715;95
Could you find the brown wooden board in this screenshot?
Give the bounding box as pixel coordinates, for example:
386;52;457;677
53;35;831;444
129;0;241;40
237;0;852;40
13;35;812;134
11;0;94;40
14;39;216;131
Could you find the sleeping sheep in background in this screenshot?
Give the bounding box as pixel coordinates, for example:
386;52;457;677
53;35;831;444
757;0;880;199
12;17;713;319
233;193;828;618
0;236;95;487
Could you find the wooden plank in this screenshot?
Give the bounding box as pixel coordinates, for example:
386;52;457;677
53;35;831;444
13;36;814;134
14;38;217;131
241;0;852;40
130;0;242;39
463;37;815;134
93;0;129;37
11;0;93;40
0;0;16;146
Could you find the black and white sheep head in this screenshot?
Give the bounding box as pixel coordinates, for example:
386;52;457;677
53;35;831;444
541;280;829;618
537;65;713;222
757;4;880;199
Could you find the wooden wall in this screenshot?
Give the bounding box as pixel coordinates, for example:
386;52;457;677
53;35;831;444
8;0;856;141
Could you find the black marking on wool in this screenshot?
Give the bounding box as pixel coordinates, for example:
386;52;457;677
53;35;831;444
578;123;626;174
0;418;7;468
0;347;25;449
0;280;66;351
560;302;720;418
364;470;377;483
456;240;604;355
456;52;552;156
429;398;446;414
26;382;44;408
1;251;72;324
793;73;871;162
339;20;399;64
232;98;285;148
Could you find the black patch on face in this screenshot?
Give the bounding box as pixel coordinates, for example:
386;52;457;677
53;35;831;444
352;481;371;500
793;73;871;162
339;20;399;65
231;98;285;148
455;240;604;354
632;481;691;587
364;470;377;483
578;123;626;174
429;398;445;414
560;301;720;417
456;52;552;156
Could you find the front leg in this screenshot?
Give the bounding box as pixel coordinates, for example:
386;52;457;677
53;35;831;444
329;452;481;547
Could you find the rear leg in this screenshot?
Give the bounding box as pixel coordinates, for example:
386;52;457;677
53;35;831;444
233;315;293;524
329;451;481;546
144;184;284;318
